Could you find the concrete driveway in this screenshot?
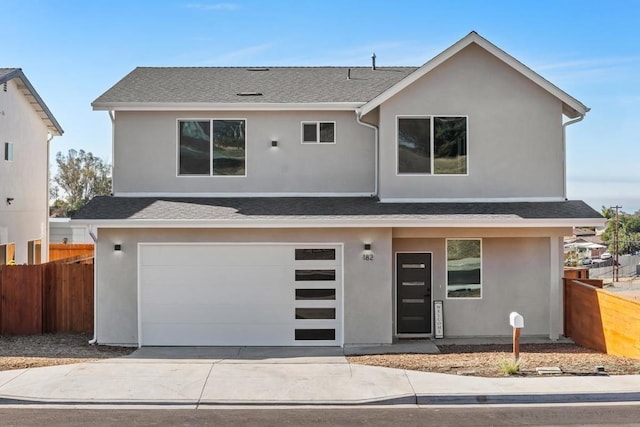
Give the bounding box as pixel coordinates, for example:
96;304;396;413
1;346;639;407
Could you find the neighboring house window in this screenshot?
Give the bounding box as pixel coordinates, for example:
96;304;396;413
446;238;481;299
301;121;335;144
397;116;467;175
4;142;13;161
0;242;16;265
27;239;42;265
178;119;246;176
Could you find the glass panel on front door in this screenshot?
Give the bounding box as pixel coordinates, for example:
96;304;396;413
397;253;432;334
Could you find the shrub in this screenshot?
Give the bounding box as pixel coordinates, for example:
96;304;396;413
498;358;520;375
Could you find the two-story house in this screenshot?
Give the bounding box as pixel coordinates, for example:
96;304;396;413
0;68;63;265
76;32;604;347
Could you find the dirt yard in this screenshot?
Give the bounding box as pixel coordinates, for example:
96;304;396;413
2;334;640;378
0;333;134;371
348;343;640;377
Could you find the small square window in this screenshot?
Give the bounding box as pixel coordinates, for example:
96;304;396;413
301;121;335;144
303;123;317;143
4;142;13;161
319;122;335;143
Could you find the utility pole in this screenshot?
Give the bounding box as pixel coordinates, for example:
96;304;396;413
612;205;621;283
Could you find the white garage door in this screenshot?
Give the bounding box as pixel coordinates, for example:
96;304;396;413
138;243;342;346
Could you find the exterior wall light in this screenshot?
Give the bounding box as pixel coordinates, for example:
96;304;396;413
364;243;372;251
6;197;14;205
114;244;122;251
271;139;278;147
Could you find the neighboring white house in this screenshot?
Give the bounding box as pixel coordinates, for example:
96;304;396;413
49;217;93;244
76;32;604;347
0;68;63;265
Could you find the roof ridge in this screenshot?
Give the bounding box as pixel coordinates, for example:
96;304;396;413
133;66;419;69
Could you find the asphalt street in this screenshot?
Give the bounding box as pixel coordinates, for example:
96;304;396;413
1;405;640;426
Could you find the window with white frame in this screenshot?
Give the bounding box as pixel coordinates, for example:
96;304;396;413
301;121;335;144
397;116;467;174
446;238;481;298
4;142;13;161
178;119;246;176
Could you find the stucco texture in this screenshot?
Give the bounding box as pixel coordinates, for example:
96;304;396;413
378;43;565;200
112;110;375;195
95;227;393;346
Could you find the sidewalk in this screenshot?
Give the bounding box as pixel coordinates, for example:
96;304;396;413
0;347;639;407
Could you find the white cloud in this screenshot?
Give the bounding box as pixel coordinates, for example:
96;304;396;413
185;3;239;11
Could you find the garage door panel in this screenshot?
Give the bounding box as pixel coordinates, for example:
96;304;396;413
141;245;296;267
139;243;342;346
143;323;299;346
142;303;294;324
140;268;292;304
140;265;291;286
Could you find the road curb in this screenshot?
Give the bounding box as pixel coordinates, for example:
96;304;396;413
2;391;640;407
417;391;640;405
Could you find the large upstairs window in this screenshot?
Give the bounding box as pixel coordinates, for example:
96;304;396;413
397;116;467;175
178;119;246;176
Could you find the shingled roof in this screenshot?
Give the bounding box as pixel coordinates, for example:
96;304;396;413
92;66;417;109
73;197;603;226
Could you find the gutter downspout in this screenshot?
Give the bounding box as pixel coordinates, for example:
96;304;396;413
45;133;54;263
561;110;589;199
88;110;115;345
88;224;98;345
355;110;379;198
109;110;115;194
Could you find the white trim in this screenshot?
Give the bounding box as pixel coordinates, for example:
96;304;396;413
72;218;607;229
379;196;567;203
360;32;588;118
396;115;469;176
445;238;482;300
113;191;372;197
93;102;364;112
137;241;344;347
395;251;434;338
176;118;247;178
300;121;337;145
549;236;562;340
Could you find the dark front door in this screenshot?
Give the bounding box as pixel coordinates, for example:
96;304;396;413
396;253;432;334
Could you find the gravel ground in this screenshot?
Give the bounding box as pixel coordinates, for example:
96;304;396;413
2;334;640;378
348;343;640;377
0;333;134;371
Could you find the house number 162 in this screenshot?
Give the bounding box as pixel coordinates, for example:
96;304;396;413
362;254;374;261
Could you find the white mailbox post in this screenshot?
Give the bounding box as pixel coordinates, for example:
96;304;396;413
509;312;524;360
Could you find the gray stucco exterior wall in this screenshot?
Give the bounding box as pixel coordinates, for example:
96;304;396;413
393;237;551;337
112;110;375;195
95;226;566;345
95;227;393;346
377;43;565;200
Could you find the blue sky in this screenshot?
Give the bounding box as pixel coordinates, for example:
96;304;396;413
5;0;640;212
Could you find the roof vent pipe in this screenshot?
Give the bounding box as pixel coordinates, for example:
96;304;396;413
371;53;376;70
347;68;351;80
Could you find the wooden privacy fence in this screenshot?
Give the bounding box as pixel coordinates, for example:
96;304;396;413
49;244;94;262
564;278;640;360
0;263;93;334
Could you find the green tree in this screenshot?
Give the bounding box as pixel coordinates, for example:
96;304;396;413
601;205;614;219
50;149;111;217
601;212;640;255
